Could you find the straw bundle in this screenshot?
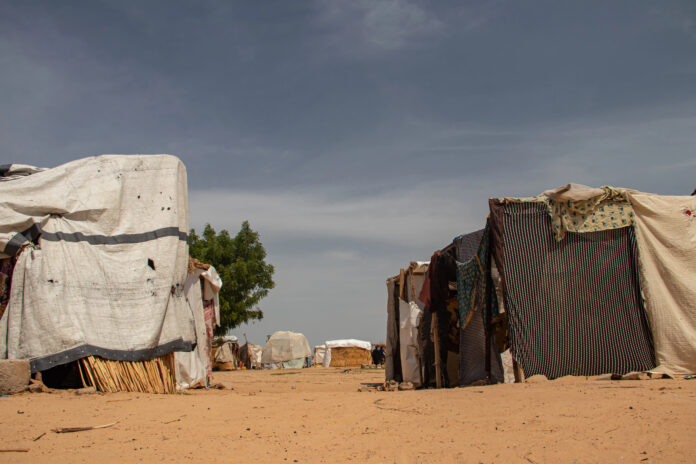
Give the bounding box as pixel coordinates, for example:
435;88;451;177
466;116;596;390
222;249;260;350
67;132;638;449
329;347;373;368
78;353;177;394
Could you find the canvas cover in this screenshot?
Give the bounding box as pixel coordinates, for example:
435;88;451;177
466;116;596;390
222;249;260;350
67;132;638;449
175;269;209;389
0;155;194;373
322;339;372;367
622;190;696;376
261;331;311;363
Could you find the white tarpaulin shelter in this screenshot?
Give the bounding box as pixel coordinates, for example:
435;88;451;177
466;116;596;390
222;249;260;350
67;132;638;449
241;343;264;369
261;331;310;364
313;345;327;366
0;155;195;373
322;339;372;367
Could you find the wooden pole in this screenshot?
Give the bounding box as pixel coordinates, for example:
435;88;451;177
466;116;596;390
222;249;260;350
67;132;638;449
432;311;442;388
484;235;493;384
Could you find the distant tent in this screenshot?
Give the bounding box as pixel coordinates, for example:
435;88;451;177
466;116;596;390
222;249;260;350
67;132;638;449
240;343;264;369
322;339;372;367
313;345;327;366
261;331;311;368
212;336;240;371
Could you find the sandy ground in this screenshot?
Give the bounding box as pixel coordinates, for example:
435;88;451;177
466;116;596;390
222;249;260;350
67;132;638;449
1;367;695;463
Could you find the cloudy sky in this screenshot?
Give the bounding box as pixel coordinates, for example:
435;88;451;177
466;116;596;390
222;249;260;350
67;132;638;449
2;0;696;348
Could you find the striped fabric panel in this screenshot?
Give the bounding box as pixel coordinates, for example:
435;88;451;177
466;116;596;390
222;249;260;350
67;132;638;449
459;309;505;385
503;202;655;379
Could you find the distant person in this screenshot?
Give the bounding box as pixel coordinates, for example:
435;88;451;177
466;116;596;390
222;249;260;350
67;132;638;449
372;346;385;365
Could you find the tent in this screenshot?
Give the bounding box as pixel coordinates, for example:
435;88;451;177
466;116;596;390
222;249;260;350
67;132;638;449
313;345;327;366
261;331;311;368
240;342;264;369
322;339;372;367
0;155;195;392
212;337;240;371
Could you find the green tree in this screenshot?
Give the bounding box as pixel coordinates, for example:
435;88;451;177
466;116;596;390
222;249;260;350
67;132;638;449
188;221;275;336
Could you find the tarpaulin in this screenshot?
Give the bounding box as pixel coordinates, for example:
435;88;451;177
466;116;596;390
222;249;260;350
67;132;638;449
0;155;194;372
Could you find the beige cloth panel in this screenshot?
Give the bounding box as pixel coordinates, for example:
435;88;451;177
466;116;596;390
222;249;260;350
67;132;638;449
623;190;696;376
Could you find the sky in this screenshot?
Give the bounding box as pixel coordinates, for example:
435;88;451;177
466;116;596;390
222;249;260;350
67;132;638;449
2;0;696;348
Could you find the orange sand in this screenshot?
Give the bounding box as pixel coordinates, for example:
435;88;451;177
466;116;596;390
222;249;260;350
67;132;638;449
1;368;695;463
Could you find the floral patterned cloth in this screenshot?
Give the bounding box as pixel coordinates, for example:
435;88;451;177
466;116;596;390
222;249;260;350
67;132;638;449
501;186;634;241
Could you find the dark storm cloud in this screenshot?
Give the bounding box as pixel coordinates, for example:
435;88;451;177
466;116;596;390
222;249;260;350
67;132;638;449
2;0;696;345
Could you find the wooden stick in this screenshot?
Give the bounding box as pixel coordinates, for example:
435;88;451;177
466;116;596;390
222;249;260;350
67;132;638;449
432;311;442;389
33;432;46;441
77;360;88;388
0;449;29;453
53;421;118;434
484;237;493;384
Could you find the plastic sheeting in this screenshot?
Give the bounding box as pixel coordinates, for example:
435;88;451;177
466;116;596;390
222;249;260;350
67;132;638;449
0;155;194;373
313;345;327;366
175;269;209;390
261;331;311;363
175;265;223;389
399;299;423;385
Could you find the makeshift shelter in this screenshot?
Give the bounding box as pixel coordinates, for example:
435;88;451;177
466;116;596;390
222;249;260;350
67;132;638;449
313;345;327;366
212;336;240;371
322;340;372;367
387;183;696;386
261;331;311;368
240;342;264;369
0;155;195;393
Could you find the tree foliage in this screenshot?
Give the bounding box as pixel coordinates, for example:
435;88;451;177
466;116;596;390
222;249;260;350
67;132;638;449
188;221;275;336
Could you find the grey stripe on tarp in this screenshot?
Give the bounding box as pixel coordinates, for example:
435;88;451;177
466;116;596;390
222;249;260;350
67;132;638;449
3;223;42;256
3;224;188;256
502;202;655;379
41;226;188;245
29;338;194;373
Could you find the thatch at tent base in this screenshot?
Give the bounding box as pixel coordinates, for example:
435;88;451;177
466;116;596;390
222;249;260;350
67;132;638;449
328;346;372;367
78;354;177;394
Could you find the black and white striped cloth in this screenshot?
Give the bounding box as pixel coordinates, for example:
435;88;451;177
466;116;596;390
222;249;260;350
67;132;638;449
502;202;655;379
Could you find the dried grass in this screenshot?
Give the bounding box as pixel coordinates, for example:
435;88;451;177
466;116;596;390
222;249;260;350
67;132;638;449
78;353;177;394
329;347;372;368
